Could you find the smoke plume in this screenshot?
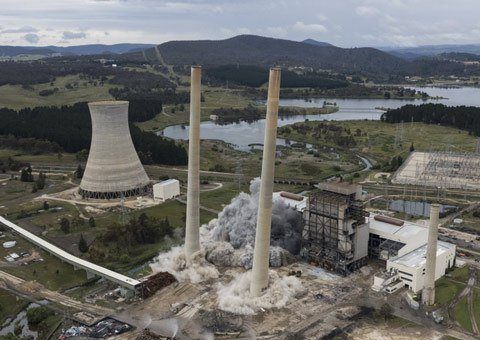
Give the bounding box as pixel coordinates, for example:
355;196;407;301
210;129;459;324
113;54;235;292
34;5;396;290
217;270;304;315
205;178;303;268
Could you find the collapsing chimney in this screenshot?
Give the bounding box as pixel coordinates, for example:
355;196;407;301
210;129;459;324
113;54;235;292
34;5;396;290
422;203;439;305
250;67;281;297
185;66;202;260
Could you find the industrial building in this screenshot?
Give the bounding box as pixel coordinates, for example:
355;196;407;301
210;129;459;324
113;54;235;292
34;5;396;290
393;151;480;190
275;183;456;293
301;182;369;276
153;179;180;201
79;101;151;199
369;213;456;293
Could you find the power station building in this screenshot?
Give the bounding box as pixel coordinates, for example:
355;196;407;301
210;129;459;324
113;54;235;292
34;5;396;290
301;182;369;275
277;183;456;293
369;213;456;294
79;101;151;199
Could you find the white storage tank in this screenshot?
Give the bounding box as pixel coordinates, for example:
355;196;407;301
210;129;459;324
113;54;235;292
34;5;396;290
153;179;180;201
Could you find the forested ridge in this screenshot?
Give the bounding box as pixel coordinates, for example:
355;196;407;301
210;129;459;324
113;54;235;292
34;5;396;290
0;102;187;165
381;103;480;136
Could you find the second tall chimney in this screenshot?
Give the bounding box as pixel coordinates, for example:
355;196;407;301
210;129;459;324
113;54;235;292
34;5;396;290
250;67;281;297
422;203;439;305
185;66;202;260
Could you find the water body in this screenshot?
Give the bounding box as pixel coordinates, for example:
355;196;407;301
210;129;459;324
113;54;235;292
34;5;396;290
161;86;480;150
389;200;457;217
0;301;48;338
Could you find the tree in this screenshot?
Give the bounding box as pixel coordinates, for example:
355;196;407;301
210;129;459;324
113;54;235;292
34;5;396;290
59;218;70;234
78;234;88;253
35;171;46;190
20;166;33;182
379;303;393;322
88;217;96;228
26;306;54;325
75;164;84;179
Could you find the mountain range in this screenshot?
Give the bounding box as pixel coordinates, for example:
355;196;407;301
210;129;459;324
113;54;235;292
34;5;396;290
0;43;155;57
381;44;480;60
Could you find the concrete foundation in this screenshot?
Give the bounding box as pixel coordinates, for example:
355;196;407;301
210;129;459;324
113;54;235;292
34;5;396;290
185;66;202;260
250;67;281;297
422;204;439;305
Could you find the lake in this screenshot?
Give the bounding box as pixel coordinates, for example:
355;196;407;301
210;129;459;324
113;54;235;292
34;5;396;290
161;86;480;150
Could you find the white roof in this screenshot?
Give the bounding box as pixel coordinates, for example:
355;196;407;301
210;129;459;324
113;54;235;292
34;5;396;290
368;214;428;244
273;192;307;212
0;216;140;290
390;241;455;269
155;179;179;186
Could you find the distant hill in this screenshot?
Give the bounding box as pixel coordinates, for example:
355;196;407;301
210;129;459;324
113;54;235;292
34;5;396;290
302;39;334;47
155;35;409;78
0;43;155;57
383;44;480;60
437;52;480;62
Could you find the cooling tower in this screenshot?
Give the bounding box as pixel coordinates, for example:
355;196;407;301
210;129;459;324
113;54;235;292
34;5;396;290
185;66;202;260
250;67;281;297
79;101;151;199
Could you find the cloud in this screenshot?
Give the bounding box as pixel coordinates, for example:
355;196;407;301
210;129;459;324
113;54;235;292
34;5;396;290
266;26;288;37
1;26;38;34
62;31;86;40
293;21;327;34
24;33;39;44
355;6;380;17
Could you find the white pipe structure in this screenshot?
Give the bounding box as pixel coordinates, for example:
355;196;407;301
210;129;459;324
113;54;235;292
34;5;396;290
185;66;202;260
250;67;281;297
422;203;440;305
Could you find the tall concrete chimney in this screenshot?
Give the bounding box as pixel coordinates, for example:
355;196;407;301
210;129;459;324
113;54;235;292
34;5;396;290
185;66;201;260
250;67;281;297
422;203;439;305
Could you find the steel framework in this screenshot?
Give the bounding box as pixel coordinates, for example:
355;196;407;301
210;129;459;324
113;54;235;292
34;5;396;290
302;190;366;276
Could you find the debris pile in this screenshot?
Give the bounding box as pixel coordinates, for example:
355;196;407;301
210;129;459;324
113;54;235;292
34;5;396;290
59;318;131;339
217;270;304;315
135;328;170;340
141;272;177;298
197;310;244;335
150;246;219;283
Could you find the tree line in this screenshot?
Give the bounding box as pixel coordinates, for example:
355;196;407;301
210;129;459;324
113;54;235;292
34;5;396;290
205;65;349;88
0;102;187;165
381;103;480;136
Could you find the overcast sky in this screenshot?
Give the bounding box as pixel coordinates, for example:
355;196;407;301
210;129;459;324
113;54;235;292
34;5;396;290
1;0;479;47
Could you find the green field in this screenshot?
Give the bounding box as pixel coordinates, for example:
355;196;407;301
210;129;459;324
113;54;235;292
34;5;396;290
0;232;88;291
435;277;465;306
0;75;116;109
136;87;253;132
278;120;478;164
0;289;29;325
454;296;473;333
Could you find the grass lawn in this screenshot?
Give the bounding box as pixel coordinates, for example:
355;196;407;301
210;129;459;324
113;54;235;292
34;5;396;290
454;295;473;333
448;266;470;284
0;289;29;325
278;120;477;164
0;75;116;109
435;277;465;306
136;87;253;132
0;232;88;291
474;288;480;331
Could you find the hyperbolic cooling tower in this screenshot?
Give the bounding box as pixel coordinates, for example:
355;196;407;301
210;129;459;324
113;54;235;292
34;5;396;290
79;101;151;199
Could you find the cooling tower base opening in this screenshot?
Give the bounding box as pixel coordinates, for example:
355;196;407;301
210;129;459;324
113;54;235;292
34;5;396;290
78;183;152;200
